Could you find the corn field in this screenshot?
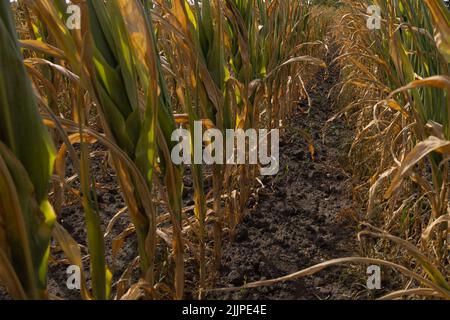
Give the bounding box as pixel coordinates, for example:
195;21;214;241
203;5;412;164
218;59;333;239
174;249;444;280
0;0;450;301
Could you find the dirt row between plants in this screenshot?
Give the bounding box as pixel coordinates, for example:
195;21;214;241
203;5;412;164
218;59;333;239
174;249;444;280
206;47;368;300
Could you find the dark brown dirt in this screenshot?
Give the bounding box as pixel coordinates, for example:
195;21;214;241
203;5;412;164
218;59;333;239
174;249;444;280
205;53;365;300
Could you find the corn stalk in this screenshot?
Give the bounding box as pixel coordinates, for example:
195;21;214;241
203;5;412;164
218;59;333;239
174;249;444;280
0;2;56;299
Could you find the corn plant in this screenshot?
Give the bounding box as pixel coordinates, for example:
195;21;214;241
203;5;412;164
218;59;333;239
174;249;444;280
335;0;450;297
0;2;56;299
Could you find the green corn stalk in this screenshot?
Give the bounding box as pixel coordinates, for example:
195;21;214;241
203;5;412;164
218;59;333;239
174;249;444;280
22;0;139;300
86;2;156;286
25;0;186;300
0;2;56;299
83;0;185;298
